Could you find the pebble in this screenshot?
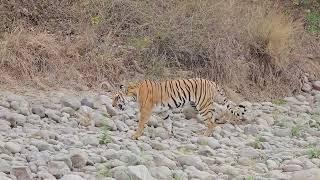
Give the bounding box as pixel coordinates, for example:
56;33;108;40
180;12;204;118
5;142;22;153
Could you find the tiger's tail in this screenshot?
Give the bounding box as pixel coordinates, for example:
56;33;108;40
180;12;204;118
215;85;247;120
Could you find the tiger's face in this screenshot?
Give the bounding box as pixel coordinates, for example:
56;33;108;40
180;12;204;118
112;83;138;111
112;91;126;111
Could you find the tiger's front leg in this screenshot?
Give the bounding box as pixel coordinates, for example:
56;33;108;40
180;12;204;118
132;105;153;140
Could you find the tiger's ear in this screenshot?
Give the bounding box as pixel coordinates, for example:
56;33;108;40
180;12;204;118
119;84;124;90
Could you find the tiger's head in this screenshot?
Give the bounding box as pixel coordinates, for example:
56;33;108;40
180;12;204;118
112;85;126;111
112;83;138;110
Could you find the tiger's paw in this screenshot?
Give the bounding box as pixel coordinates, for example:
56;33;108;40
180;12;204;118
131;133;141;140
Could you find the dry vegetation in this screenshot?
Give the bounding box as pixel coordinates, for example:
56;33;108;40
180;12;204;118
0;0;320;100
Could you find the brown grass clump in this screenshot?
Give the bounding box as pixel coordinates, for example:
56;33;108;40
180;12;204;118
247;8;302;67
0;0;319;101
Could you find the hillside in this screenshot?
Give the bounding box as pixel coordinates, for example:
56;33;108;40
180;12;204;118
1;0;320;101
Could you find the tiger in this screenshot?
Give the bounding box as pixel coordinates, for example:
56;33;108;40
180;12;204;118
111;78;247;140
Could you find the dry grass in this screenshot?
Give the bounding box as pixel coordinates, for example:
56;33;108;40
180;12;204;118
0;0;319;101
247;7;302;67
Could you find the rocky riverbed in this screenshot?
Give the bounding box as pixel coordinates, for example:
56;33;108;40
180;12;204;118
0;79;320;180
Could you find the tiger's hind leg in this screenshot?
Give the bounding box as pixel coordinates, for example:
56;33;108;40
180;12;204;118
197;102;217;137
132;104;154;140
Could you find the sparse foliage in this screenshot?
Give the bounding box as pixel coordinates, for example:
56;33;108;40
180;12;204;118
0;0;319;101
308;147;320;158
291;125;302;137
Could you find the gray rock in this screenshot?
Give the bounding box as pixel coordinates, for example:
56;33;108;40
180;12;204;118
291;168;320;180
152;154;177;170
37;171;57;180
0;159;11;173
172;170;188;180
27;114;41;123
198;146;215;156
107;143;121;151
238;157;253;166
238;147;261;159
6;112;26;127
151;142;170;150
48;161;70;179
255;118;269;127
27;151;50;167
115;150;141;165
153;127;169;139
61;107;75;116
115;120;129;132
177;155;206;171
104;159;126;169
147;116;160;127
313;81;320;91
31;105;46;118
110;166;130;180
0;120;11;131
302;83;313;92
81;98;95;109
244;125;259;135
282;164;303;172
184;166;215;179
0;172;12;180
127;165;155;180
268;170;291;179
105;104;118;117
61;96;81;110
0;99;10;108
92;112;116;130
70;149;88;168
45;109;61;123
11;166;32;180
5;142;21;153
255;163;268;173
82;135;99;146
60;174;85;180
273;128;291;137
52;153;72;169
150;166;172;180
266;159;278;170
31;139;51;151
183;105;198;120
123;141;141;154
10;100;30;115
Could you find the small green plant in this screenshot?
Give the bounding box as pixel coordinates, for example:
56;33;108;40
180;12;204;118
99;127;111;144
97;164;111;177
198;139;209;146
253;136;264;149
172;173;183;180
306;10;320;33
308;147;320;158
91;15;102;26
311;112;320;120
177;147;193;155
246;176;255;180
272;99;287;106
291;125;302;137
272;110;280;120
